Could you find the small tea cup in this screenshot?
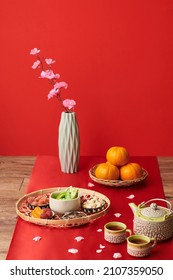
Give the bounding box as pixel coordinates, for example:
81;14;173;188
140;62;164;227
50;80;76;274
104;221;132;243
127;235;157;257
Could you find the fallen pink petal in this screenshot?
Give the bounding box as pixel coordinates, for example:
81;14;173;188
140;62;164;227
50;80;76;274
88;182;95;187
97;229;102;232
114;213;122;217
96;249;102;253
113;252;122;259
74;236;84;242
126;194;135;199
33;236;42;242
99;244;105;249
68;248;78;254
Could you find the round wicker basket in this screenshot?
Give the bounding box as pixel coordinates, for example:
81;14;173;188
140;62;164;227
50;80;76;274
89;165;148;187
16;187;110;227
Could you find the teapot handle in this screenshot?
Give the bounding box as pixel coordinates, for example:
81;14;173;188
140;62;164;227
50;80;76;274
142;198;172;212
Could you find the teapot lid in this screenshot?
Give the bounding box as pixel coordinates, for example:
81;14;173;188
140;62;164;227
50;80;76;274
138;198;172;221
140;203;167;218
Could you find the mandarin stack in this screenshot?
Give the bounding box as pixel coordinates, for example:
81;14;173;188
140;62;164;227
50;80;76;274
95;146;143;181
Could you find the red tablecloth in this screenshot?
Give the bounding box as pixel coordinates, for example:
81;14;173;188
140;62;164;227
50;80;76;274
6;156;173;260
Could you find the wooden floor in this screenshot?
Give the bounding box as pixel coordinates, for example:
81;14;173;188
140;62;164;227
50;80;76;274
0;156;173;260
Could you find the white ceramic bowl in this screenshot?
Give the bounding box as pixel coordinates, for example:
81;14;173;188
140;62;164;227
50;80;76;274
49;191;81;214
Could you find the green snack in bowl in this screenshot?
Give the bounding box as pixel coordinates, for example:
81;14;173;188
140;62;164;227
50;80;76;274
56;192;66;199
65;188;71;199
52;186;79;200
51;193;58;199
71;188;78;199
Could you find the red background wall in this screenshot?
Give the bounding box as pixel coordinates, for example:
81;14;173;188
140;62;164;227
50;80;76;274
0;0;173;156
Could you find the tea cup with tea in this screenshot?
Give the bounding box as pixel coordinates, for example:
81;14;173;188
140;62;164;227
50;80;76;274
104;221;132;243
127;235;157;257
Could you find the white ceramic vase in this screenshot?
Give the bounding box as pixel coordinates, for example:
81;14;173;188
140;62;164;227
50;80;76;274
58;112;80;173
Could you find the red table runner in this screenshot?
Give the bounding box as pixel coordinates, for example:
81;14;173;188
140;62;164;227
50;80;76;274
6;156;173;260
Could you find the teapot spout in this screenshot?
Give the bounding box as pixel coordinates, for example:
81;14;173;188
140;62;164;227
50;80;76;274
128;202;138;214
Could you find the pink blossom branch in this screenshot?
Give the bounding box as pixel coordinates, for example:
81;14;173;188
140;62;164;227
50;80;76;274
30;48;76;112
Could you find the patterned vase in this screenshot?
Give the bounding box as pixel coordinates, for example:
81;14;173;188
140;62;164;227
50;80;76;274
58;112;80;173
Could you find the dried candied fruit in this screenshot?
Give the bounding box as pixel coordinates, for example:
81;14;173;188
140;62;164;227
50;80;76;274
27;194;49;209
40;208;53;219
31;206;54;219
31;206;43;218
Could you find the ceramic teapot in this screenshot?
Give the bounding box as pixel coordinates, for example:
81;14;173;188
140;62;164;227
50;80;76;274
129;198;173;241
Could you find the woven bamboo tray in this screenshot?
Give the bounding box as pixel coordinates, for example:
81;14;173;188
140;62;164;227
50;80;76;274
89;165;148;187
16;187;110;227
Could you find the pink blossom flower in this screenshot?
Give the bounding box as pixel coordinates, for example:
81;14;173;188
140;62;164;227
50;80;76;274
48;87;59;100
48;82;68;100
45;58;55;65
30;48;40;55
32;60;40;69
40;70;60;80
63;99;76;110
54;81;68;90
